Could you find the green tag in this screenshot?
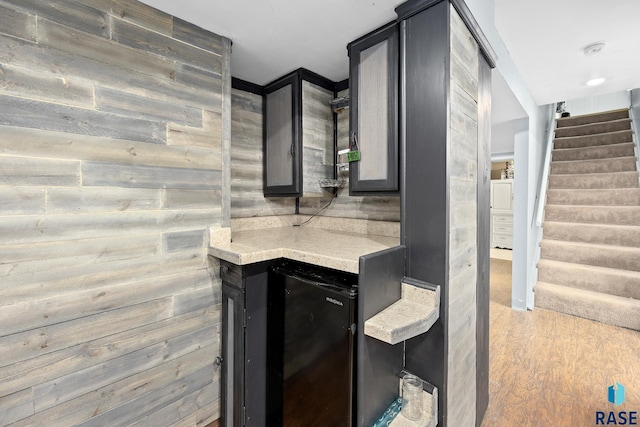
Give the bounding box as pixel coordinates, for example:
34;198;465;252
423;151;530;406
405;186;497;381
347;150;361;162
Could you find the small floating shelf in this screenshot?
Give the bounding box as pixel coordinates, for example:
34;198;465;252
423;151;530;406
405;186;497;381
364;278;440;345
373;373;438;427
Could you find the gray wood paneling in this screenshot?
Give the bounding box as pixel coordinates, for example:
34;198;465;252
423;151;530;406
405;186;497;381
0;94;167;144
0;4;36;42
231;88;295;218
46;187;161;213
0;34;220;111
0;187;45;215
107;0;173;36
37;18;176;80
302;81;333;197
265;84;294;187
0;63;95;108
96;86;203;127
111;18;221;72
82;162;221;190
3;0;109;38
8;346;217;427
0;126;214;170
0;209;220;245
173;17;223;54
0;2;228;423
0;156;80;186
447;7;479;427
163;229;207;252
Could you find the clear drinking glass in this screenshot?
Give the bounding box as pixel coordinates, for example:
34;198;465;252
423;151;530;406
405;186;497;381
401;374;423;421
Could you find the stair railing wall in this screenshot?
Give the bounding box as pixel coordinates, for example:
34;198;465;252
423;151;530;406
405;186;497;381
534;106;558;228
628;93;640;186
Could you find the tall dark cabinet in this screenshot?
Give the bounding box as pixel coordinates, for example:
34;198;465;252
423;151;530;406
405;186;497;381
348;22;400;195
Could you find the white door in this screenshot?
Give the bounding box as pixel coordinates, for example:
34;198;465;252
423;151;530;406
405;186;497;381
491;180;513;211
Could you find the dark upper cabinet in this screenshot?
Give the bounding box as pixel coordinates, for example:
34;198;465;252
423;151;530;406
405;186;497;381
263;69;335;198
264;73;302;197
348;22;399;195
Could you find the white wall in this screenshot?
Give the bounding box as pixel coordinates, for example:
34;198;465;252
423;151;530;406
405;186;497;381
565;90;631;116
466;0;553;310
492;117;528;157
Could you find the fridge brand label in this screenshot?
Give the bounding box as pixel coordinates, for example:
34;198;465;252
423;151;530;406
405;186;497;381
326;297;344;306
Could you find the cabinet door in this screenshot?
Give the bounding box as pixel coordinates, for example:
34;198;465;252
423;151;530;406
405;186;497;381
221;282;245;427
348;22;399;195
491;180;513;211
264;74;301;197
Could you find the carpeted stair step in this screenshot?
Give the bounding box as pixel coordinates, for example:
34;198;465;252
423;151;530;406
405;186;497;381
537;259;640;300
542;221;640;247
556;108;629;128
545;205;640;225
535;281;640;330
546;188;640;206
548;171;639;189
554;118;631;138
540;239;640;271
552;142;635;161
553;129;632;149
550;157;637;175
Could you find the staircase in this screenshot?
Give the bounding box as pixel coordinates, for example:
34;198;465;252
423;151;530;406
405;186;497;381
536;108;640;330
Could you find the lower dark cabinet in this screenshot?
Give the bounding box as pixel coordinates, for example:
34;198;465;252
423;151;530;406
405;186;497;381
220;260;272;427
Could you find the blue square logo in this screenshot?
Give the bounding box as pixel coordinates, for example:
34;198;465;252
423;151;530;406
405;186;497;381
608;382;625;407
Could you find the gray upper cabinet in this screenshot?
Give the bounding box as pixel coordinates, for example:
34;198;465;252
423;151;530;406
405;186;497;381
348;22;399;195
264;73;301;197
263;69;334;198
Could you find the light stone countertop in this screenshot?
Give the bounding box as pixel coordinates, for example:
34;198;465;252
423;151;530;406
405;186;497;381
209;226;400;274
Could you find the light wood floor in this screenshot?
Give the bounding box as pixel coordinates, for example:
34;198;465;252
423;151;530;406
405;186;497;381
482;258;640;426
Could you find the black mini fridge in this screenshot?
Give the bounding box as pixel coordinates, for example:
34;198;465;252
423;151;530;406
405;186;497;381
268;261;358;427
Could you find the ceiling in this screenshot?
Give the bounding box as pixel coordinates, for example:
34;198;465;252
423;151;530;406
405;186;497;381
141;0;640;108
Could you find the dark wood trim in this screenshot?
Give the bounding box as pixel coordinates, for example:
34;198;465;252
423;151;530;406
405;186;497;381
394;0;442;21
357;246;405;426
335;78;349;92
400;2;450;425
450;0;498;68
396;0;498;68
297;68;335;92
347;19;399;52
231;77;264;95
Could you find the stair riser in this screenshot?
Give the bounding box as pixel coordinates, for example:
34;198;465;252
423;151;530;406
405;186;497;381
543;222;640;247
554;119;631;138
550;158;637;175
540;241;640;271
552;143;635;161
545;206;640;226
554;130;632;149
546;189;640;206
535;284;640;330
556;110;629;128
548;172;639;189
538;263;640;300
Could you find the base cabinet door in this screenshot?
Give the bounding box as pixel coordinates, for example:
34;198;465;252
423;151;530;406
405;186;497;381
221;282;245;427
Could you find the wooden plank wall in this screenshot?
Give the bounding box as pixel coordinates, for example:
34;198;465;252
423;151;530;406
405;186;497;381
299;89;401;221
0;0;228;425
231;85;401;221
301;81;334;198
230;88;295;218
446;6;480;427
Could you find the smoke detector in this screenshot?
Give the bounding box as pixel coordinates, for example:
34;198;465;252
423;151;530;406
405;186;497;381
583;42;606;56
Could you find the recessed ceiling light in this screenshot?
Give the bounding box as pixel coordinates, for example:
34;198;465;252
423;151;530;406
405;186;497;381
586;78;606;87
583;42;606;56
